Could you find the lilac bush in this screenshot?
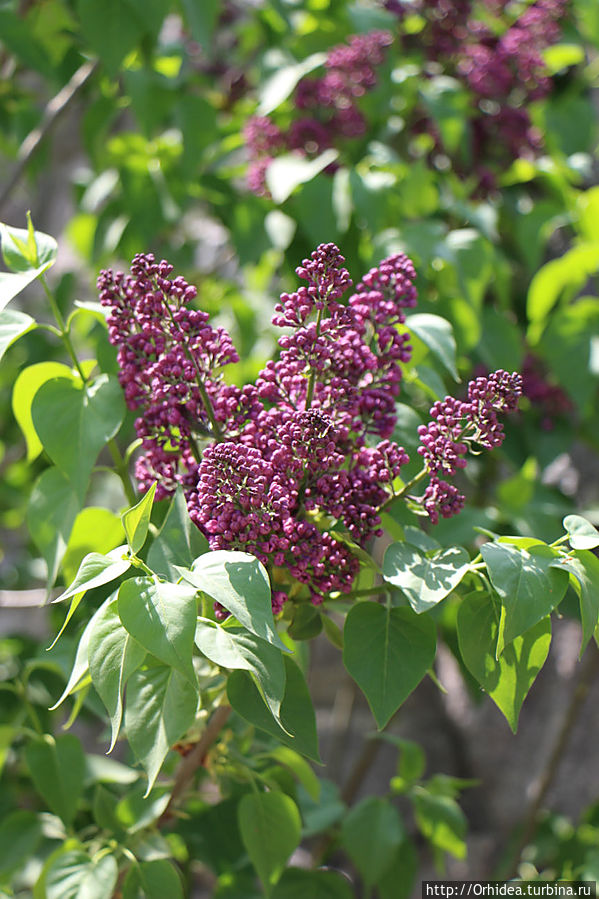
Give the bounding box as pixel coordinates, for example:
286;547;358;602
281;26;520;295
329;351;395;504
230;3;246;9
99;242;521;607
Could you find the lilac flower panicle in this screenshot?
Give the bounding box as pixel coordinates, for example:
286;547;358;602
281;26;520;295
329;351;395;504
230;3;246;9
417;369;522;522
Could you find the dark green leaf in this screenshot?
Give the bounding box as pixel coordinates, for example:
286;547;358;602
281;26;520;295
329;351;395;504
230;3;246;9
0;810;42;878
181;550;284;649
25;734;85;826
377;838;418;899
227;656;320;762
457;591;551;732
77;0;144;74
31;374;126;501
180;0;219;51
480;542;568;654
382;543;470;613
238;791;301;891
343;604;436;728
340;797;404;889
195;620;285;719
118;577;197;685
288;604;322;641
272;868;353;899
88;597;146;751
122;859;183;899
125;665;199;793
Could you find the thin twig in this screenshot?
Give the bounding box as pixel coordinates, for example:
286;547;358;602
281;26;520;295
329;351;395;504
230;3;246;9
0;59;99;212
505;642;599;877
159;705;232;824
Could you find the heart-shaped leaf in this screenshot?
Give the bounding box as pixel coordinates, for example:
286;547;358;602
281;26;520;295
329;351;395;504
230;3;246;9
481;541;568;654
238;791;301;891
457;590;551;732
31;374;125;501
0;309;35;360
343;603;436;728
25;734;85;826
382;543;470;613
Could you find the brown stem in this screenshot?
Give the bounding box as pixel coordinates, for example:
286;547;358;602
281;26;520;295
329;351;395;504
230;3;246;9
0;60;99;212
159;705;231;824
505;642;599;877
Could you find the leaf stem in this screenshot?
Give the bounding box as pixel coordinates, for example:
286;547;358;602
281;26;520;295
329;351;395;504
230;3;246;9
379;466;429;514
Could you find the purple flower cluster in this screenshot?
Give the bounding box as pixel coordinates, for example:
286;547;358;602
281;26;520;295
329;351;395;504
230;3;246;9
98;254;238;500
101;246;521;603
245;31;392;195
100;244;417;606
416;370;522;523
388;0;569;188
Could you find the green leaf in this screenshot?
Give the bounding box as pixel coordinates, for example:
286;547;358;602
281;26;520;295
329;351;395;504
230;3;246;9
227;656;320;762
551;552;599;654
0;309;35;360
0;268;47;313
147;486;208;579
88;597;147;751
31;374;126;501
61;506;125;584
406;313;459;380
77;0;144;74
181;550;284;649
376;839;418;899
271;868;353;899
25;734;85;826
340;797;405;889
122;483;156;554
84;754;140;785
195;620;285;720
413;787;467;858
263;745;320;802
27;467;80;589
265;150;339;204
457;591;552;732
343;604;436;729
122;859;183;899
118;577;197;685
115;784;169;832
124;665;198;794
258;53;327;116
480;542;568;654
12;362;76;461
45;851;118;899
238;792;302;892
563;514;599;550
0;216;58;272
0;810;42;879
288;604;322;641
527;243;599;338
54;546;130;603
382;543;470;613
180;0;219;52
50;598;113;710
